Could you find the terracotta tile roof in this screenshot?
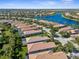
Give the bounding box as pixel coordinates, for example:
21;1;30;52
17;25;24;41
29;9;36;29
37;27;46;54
39;20;58;25
53;24;65;27
67;29;76;34
49;22;58;25
27;36;49;44
67;29;79;34
75;29;79;33
59;26;73;32
39;20;48;23
29;51;50;59
36;52;68;59
17;25;34;28
21;26;41;31
27;42;56;54
23;30;42;35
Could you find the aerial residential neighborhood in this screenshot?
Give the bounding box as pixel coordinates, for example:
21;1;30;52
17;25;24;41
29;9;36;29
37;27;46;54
0;0;79;59
0;15;79;59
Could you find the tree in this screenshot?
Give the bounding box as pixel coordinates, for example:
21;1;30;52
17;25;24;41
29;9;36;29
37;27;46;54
60;31;70;38
64;42;74;53
53;43;64;52
49;25;58;41
75;36;79;45
0;36;4;49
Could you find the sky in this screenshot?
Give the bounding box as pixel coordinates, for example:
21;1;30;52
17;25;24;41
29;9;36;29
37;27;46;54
0;0;79;9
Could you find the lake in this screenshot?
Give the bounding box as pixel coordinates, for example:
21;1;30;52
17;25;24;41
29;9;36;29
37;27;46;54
35;13;79;26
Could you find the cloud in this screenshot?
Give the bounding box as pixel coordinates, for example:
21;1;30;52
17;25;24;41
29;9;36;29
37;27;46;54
62;0;73;3
62;0;74;5
40;1;56;6
63;0;73;1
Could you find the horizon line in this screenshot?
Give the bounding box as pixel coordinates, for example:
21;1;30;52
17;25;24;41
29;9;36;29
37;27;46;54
0;8;79;9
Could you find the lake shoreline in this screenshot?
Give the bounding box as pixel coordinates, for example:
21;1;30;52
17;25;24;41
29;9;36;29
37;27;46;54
62;13;79;22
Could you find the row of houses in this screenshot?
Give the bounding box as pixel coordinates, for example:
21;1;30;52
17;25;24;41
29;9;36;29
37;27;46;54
38;20;79;37
12;21;42;36
59;26;79;37
38;20;65;28
65;12;79;19
12;21;68;59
